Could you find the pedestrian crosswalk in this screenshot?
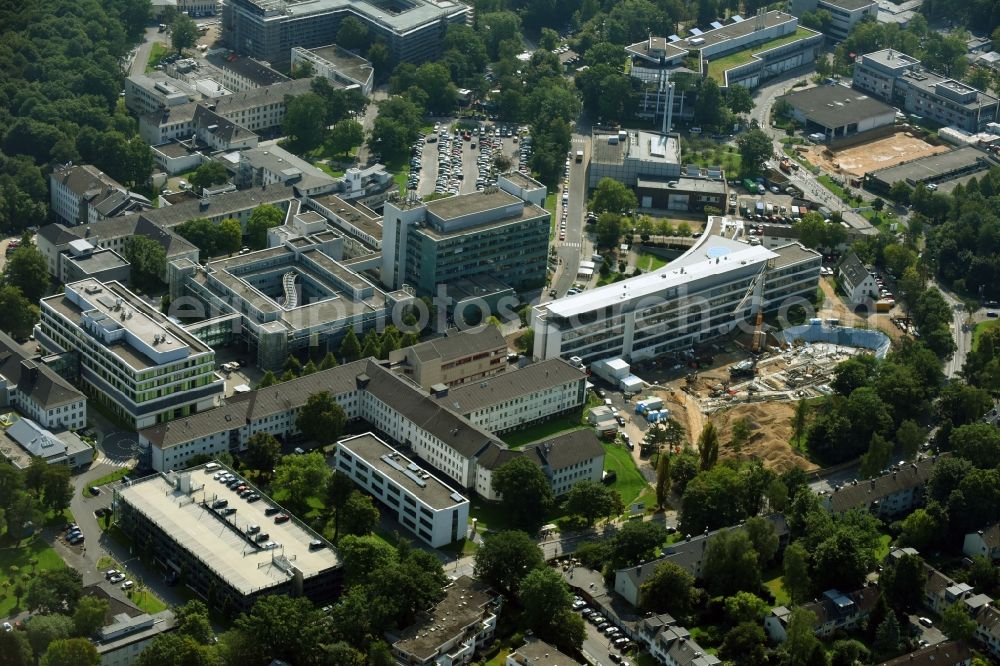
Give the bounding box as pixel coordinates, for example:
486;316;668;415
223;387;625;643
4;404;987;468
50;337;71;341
560;241;582;248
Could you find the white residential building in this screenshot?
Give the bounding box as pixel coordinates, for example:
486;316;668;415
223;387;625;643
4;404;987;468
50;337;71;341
838;252;879;306
95;610;177;666
36;279;224;429
964;525;1000;562
334;433;469;547
49;164;151;227
0;331;86;431
533;237;821;364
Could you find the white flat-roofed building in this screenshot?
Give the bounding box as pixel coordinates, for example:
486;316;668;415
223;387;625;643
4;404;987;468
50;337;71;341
334;433;469;547
114;462;340;615
440;359;586;435
95;610;177;666
532;237;821;364
124;73;196;116
589;129;682;189
36;279;224;429
291;45;374;95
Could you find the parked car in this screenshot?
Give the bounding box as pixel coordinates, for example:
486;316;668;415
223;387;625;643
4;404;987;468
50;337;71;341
274;513;290;524
121;581;134;591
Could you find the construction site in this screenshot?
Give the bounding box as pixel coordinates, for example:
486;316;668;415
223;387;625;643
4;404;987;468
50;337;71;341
801;130;947;177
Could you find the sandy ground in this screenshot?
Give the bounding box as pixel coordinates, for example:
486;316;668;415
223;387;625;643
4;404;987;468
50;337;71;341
712;402;819;473
803;132;948;177
816;277;907;343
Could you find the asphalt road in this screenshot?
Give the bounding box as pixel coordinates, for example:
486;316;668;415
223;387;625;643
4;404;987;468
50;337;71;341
547;133;590;300
935;282;972;378
130;26;169;77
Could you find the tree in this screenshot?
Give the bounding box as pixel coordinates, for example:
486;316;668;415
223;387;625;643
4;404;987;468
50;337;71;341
590;178;637;215
595;213;623;248
339;491;380;537
244;432;281;474
319;351;338;370
171;14;198;53
189;161;229;192
897;507;945;550
889;180;912;205
491;457;553;533
701;529;761;597
122;236;166;290
950;422;1000;469
697;421;720;471
4;244;50;301
340;328;362;361
937;383;992;428
325;471;354;542
737;128;773;177
40;638;99;666
655;452;671;508
0;630;32;666
783;542;812;604
724;591;769;625
174;600;214;644
72;596;109;638
216;218;242;256
473;530;544;596
256;371;278;389
329;119;364;157
720;622;767;666
812;530;870;592
639;560;695;615
784;607;823;666
729;417;752;460
26;614;74;661
608;521;668;571
859;433;893;479
679;465;746;534
873;612;901;662
246;204;284;250
831;355;875;396
283;93;328;152
40;465;71;515
726;84;754;115
744;516;779;565
272;452;330;514
337;16;368;51
518;567;572;635
0;286;40;340
896;419;924;461
296;391;347;446
565;480;615;526
669;452;700;495
830;639;870;666
880;552;927;613
694;78;726;130
26;568;83;614
940;597;978;642
230;595;324;666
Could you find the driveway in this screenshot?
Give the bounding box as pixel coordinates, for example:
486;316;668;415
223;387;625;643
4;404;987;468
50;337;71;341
130;26;170;77
548;133;590;300
934;282;972;378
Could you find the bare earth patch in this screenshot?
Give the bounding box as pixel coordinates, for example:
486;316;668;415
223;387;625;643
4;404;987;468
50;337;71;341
803;132;948;178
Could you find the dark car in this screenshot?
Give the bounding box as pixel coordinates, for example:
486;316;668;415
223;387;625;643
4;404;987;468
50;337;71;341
264;507;281;516
274;513;290;524
89;486;100;495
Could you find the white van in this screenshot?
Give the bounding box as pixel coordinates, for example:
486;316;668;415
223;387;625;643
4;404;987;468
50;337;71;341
205;463;220;472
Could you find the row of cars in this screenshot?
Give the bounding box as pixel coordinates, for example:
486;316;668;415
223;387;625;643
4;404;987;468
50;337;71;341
103;568;134;591
433;132;463;196
63;522;84;546
211;470;262;504
572;596;635;661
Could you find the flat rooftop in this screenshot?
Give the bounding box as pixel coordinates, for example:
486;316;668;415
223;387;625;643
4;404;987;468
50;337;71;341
675;10;797;50
310;194;383;241
118;464;339;595
542;240;776;319
592;130;681;166
501;170;545;191
234;0;468;33
869;146;990;183
626;36;688;63
706;25;818;83
204;52;289;87
509;639;579;666
779;84;895;128
392;575;495;660
337;433;466;511
637;176;726;194
68;249;131;273
901;68;998;109
424;188;521;220
304;45;373;84
821;0;876;10
861;48;921;69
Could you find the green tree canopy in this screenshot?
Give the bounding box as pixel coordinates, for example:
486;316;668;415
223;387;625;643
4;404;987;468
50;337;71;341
564;480;616;526
272;451;330;514
701;529;761;597
590;178;637;215
171;14;198;53
329;119;365;157
295;391;347;446
491;457;553;533
122;236;166;291
473;530;544;596
4;243;50;302
189;161;229;192
639;560;695;616
244;432;281;474
40;638;99;666
246;204;285;250
736;128;773;177
283;93;328;152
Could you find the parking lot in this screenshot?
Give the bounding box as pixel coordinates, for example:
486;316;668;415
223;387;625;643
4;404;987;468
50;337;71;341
410;122;527;197
577;597;636;666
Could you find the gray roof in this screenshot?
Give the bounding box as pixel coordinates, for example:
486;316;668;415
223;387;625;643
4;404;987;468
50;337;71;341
139;186;295;228
473;442;521;471
406;326;506;364
778;85;895;129
970;524;1000;550
204;53;289;87
443;359;584;414
233;0;469;34
523;429;605;471
827;456;940;513
38;223;80;247
820;0;877;11
0;332;84;409
838;252;871;289
800;587;879;626
876;641;972;666
391;575;496;660
508;639;580;666
51;164;123;198
771;242;821;269
41;216;198;259
868;146;995;185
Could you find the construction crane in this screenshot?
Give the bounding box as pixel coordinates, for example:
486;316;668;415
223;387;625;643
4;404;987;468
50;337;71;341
729;268;767;382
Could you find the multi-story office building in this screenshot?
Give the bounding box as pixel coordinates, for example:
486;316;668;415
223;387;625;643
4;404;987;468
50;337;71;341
626;36;697;125
203;51;289;93
138;358;605;504
221;0;471;68
853;49;1000;132
36;279;224;428
49;164;152;227
388;325;508;390
532;238;821;364
124;73;196;117
381;181;550;300
0;331;87;431
114;463;339;615
291;45;374;95
791;0;877;40
444;359;586;435
139;78;315;146
334;433;469;547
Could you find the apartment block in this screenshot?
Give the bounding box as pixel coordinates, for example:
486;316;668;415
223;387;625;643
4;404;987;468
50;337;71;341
853;49;1000;132
388;325;508;390
222;0;470;68
334;433;469;548
36;279;224;429
766;588;879;642
114;463;339;615
823;457;940;517
49;164;151;227
533;237;821;364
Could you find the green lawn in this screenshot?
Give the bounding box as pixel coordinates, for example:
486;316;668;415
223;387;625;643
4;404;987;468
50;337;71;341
635;251;668;272
974;319;1000;350
127;586;168;614
145;42;171;73
499;414;587;449
0;537;66;616
875;533;892;560
707;27;816;83
315;162;345;178
817;174;859;206
603;443;650;508
765;575;790;606
484;648;511;666
81;466;132;496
